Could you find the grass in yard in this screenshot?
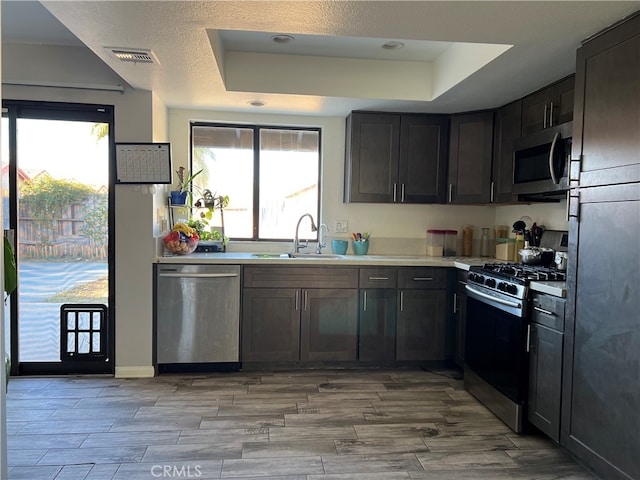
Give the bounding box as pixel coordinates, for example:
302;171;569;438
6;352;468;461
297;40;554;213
46;276;108;303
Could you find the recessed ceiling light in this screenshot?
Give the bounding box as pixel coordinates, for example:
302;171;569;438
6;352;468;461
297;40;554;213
271;34;295;44
248;100;266;107
382;41;405;50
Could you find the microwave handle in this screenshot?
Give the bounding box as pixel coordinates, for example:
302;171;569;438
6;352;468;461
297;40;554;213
548;131;561;185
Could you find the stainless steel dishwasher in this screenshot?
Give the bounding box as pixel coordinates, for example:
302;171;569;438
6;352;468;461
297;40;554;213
156;264;240;369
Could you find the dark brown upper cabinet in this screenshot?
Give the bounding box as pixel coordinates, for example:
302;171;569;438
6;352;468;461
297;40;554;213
491;100;522;203
447;111;494;204
344;111;449;204
521;75;574;135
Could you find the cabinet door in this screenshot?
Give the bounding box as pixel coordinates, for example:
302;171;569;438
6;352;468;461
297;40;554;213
491;100;521;203
454;271;468;368
553;76;575;126
573;21;640;187
396;289;447;361
448;111;494;204
241;288;300;362
359;289;397;361
398;115;449;203
300;289;358;361
563;185;640;479
528;323;563;443
521;85;555;135
522;76;574;135
344;112;400;203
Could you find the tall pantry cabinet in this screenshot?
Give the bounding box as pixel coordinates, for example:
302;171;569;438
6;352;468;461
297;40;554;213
562;11;640;480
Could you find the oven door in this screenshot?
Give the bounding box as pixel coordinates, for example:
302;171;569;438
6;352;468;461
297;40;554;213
465;289;529;405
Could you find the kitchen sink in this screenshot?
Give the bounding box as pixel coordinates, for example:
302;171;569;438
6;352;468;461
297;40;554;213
251;253;345;259
288;253;345;259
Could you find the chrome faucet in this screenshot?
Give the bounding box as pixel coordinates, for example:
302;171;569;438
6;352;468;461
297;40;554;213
293;213;318;253
316;224;328;254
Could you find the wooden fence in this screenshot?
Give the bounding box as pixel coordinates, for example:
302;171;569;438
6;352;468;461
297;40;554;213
18;194;107;261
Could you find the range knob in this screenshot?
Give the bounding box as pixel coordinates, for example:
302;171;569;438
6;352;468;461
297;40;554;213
506;284;519;295
485;278;496;288
497;281;507;291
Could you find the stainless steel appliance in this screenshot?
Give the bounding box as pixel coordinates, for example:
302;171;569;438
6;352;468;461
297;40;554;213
512;122;572;199
156;264;240;371
464;230;568;433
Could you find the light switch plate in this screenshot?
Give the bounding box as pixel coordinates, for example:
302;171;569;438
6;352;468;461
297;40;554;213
335;220;348;233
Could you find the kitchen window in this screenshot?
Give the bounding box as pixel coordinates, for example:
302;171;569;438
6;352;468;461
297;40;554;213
190;122;321;241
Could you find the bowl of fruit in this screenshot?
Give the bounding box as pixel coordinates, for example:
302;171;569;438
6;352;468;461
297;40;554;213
163;222;199;255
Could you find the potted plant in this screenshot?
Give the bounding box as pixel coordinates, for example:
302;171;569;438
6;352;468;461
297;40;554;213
188;192;230;252
4;237;16;389
170;166;203;206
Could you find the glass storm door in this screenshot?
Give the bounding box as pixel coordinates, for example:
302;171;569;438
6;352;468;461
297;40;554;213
2;102;114;375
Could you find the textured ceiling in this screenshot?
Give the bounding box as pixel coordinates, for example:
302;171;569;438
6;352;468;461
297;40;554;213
4;1;640;116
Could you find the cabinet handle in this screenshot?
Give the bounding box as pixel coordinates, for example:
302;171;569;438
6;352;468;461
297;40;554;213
490;181;495;203
448;183;453;203
533;306;556;317
401;183;406;202
295;290;300;311
543;104;548;129
526;324;531;353
549;102;554;127
363;290;367;312
413;277;433;281
399;291;404;312
453;292;458;314
303;290;308;311
368;276;390;281
393;183;398;202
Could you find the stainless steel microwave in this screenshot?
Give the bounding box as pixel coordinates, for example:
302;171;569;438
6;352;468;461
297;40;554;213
512;122;572;197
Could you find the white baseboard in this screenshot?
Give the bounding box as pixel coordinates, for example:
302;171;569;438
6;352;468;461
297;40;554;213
115;366;156;378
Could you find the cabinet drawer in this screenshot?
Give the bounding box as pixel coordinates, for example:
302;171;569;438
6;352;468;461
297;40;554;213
359;267;397;289
531;293;565;331
244;266;358;289
398;267;448;289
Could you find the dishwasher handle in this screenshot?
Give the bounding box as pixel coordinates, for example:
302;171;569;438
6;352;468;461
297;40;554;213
159;272;239;279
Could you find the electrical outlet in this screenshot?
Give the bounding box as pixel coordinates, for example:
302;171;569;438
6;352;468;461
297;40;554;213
335;220;348;233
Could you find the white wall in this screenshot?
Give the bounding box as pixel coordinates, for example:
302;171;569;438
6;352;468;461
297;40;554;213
2;42;161;377
168;108;509;255
3;41;568;379
0;11;8;480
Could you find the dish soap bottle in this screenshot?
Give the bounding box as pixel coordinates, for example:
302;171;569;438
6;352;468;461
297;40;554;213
480;228;491;257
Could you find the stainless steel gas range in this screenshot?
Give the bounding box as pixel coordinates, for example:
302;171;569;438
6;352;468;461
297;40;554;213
463;232;567;433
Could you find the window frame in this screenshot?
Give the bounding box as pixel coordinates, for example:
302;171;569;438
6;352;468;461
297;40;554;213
189;121;322;242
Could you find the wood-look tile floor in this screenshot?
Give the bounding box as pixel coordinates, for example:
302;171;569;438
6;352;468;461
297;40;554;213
6;368;598;479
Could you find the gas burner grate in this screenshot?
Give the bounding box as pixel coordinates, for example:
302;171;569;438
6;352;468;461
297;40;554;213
480;262;566;281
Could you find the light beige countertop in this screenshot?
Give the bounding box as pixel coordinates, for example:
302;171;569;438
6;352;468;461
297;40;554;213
155;252;566;297
529;280;567;298
156;252;488;269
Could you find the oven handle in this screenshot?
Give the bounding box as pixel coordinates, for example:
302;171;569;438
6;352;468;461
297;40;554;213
465;284;523;310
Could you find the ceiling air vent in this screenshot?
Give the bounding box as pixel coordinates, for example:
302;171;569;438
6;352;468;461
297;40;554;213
106;47;158;64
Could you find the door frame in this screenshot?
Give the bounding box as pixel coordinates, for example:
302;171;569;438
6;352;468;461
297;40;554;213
3;100;116;375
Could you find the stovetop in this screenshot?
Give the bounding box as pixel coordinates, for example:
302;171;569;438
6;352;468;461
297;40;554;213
467;262;566;301
478;262;567;282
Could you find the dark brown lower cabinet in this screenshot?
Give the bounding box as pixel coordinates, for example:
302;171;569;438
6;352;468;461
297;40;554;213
454;270;468;368
358;288;397;361
241;288;300;362
300;289;358;361
396;289;447;361
242;266;359;363
528;323;563;442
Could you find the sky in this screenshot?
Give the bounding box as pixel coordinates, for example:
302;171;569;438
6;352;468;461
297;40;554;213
2;118;109;189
